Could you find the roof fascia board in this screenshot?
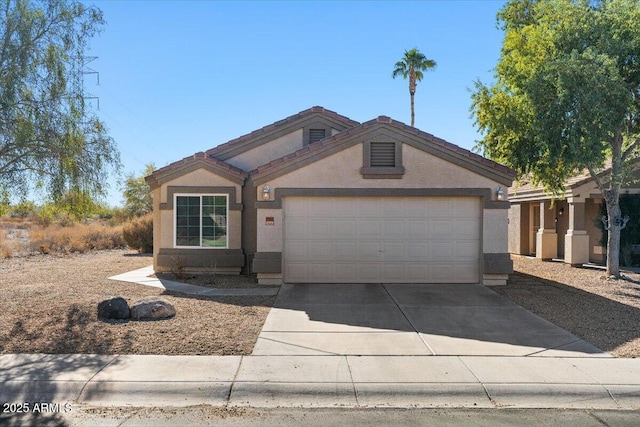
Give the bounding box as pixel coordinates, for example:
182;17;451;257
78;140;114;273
152;159;247;188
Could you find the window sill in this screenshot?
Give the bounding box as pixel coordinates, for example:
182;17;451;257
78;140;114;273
360;166;405;179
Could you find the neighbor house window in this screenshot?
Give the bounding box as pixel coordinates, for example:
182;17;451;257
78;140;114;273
175;194;228;248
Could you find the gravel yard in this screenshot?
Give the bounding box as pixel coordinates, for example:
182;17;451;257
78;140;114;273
493;256;640;358
2;249;638;358
0;250;274;355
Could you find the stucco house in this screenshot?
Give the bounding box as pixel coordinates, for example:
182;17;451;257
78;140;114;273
508;167;640;265
145;106;516;285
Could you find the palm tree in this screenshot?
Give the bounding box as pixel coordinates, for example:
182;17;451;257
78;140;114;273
392;48;437;127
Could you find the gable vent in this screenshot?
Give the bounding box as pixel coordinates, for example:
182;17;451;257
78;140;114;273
370;142;396;167
309;129;326;144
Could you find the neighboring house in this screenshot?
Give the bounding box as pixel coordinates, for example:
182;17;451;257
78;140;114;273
145;106;516;285
508;167;640;265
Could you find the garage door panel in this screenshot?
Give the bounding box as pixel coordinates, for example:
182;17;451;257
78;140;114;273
430;263;455;282
430;241;454;260
382;202;405;217
359;242;382;259
404;198;429;215
382;242;405;260
285;263;308;282
307;263;333;281
287;220;308;239
308;241;332;260
283;196;480;283
407;221;429;239
430;220;454;239
430;199;454;217
406;264;430;282
334;220;357;238
284;241;308;261
456;241;479;259
453;198;480;217
383;220;405;237
306;198;333;217
457;264;480;282
455;220;480;239
333;263;357;281
307;220;331;239
407;243;429;261
357;263;381;281
357;220;381;238
333;241;357;260
332;198;357;217
381;263;405;281
356;199;382;217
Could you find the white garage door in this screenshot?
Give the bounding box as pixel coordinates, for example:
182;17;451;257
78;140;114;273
283;196;481;283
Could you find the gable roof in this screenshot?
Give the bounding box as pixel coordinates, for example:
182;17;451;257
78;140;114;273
206;106;360;161
250;115;517;186
145;152;248;189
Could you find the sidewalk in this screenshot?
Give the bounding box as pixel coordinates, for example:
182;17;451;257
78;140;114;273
1;353;639;410
108;266;279;297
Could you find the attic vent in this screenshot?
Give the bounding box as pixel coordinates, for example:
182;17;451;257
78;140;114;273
309;129;326;144
370;142;396;167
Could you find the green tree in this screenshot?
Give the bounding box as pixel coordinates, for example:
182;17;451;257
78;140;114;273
392;48;437;127
0;0;121;203
471;0;640;278
123;164;154;217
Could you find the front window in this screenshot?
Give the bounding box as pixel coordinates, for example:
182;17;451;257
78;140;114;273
175;194;228;248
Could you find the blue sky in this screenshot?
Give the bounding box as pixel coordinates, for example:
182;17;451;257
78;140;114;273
86;0;508;206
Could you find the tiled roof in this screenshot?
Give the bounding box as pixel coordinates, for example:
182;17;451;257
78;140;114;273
205;106;360;157
250;115;517;179
147;151;248;181
509;160;614;194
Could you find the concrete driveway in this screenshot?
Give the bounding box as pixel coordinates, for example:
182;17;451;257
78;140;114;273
253;283;610;357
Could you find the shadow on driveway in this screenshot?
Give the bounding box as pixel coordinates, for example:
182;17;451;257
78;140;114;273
253;282;611;357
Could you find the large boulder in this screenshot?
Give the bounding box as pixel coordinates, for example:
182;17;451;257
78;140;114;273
97;296;130;320
130;297;175;321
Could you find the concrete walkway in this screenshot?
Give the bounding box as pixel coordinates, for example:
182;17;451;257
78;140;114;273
1;353;639;410
108;266;279;297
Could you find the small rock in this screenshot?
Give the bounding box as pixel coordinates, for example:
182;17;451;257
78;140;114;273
130;296;175;321
98;296;130;320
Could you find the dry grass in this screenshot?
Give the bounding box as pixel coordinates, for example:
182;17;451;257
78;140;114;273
0;229;12;259
0;250;274;355
492;256;640;358
28;223;126;254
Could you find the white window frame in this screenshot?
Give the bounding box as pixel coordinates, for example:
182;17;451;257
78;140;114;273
173;193;229;249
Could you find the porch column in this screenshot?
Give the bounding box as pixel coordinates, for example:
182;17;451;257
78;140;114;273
536;200;557;260
564;201;590;266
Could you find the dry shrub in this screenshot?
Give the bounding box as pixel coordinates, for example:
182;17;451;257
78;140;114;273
29;223;126;254
122;213;153;253
0;231;12;259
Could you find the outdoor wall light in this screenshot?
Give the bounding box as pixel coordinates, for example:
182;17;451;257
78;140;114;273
496;186;505;201
262;185;271;200
558;207;564;217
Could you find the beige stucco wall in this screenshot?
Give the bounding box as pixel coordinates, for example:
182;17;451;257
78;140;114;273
256;209;282;252
483;209;508;253
226;129;303;171
508;203;522;254
262;144;503;192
